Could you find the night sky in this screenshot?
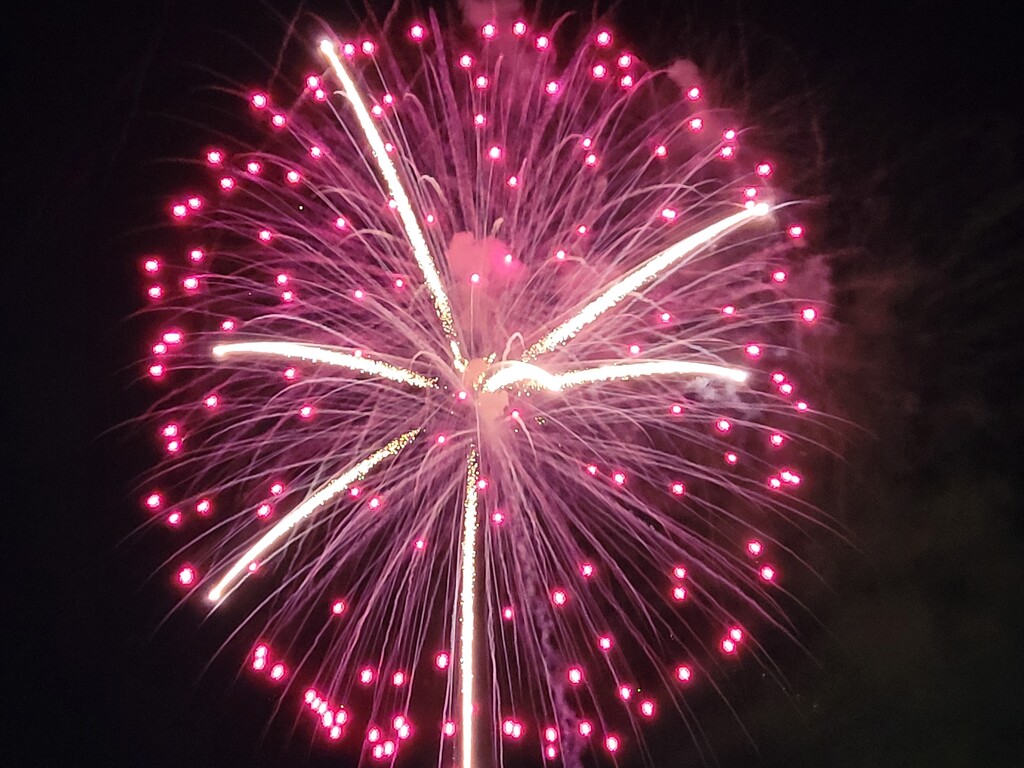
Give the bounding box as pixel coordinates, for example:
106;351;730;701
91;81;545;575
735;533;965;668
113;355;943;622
6;1;1023;766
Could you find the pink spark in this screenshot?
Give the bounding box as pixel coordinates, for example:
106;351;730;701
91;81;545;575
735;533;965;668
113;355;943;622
392;671;406;686
269;663;286;681
598;635;613;651
605;735;621;753
567;666;583;685
725;451;739;464
203;394;219;409
535;35;550;50
612;471;626;486
788;224;805;238
435;652;449;670
550;589;567;607
670;403;684;415
256;504;272;519
481;22;496;39
715;419;732;433
670;482;686;496
772;269;787;283
801;307;818;323
409;24;425;41
512;21;527;36
676;665;693;682
640;699;655;717
686;86;701;100
359;667;374;685
579;720;593;737
760;565;777;581
331;599;346;615
176;565;196;586
502;606;514;620
580;562;595;578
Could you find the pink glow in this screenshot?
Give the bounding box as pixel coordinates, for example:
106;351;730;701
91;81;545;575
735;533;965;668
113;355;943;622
585;464;598;476
618;685;632;701
435;652;449;669
256;504;272;519
491;510;505;525
592;64;607;79
721;638;737;654
584;152;599;166
166;510;182;526
271;114;286;128
203;394;219;409
672;586;687;601
353;289;365;300
670;403;684;415
481;22;496;39
458;54;473;68
719;145;735;159
673;565;687;579
745;343;762;357
545;80;560;95
661;207;678;221
182;276;199;291
486;145;501;160
473;113;486;127
189;248;204;262
246;161;262;175
747;540;763;556
756;162;773;177
796;400;809;412
171;203;187;219
269;663;286;681
640;699;655;717
772;269;787;283
512;21;527;36
628;343;641;355
359;667;374;685
152;343;167;355
298;405;314;419
331;599;346;615
392;670;406;686
605;735;620;753
725;451;739;465
219;176;235;191
722;304;736;316
535;35;550;50
580;562;595;578
567;665;583;685
443;721;456;737
409;24;425;41
257;229;273;243
670;482;686;496
620;74;634;89
475;75;489;90
143;258;160;273
618;52;632;67
176;565;196;586
148;363;165;378
654;144;667;157
550;588;567;607
788;224;805;238
686;86;701;100
715;418;732;433
596;30;612;46
367;496;382;510
769;432;785;447
612;471;626;486
250;92;268;109
729;626;744;642
598;635;613;651
760;565;776;581
414;538;426;551
544;726;558;743
283;366;298;380
676;664;693;682
801;307;818;323
578;720;593;737
195;498;211;515
361;40;375;56
285;170;300;184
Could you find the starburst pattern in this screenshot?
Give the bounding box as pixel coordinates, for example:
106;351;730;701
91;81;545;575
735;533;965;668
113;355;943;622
139;13;824;766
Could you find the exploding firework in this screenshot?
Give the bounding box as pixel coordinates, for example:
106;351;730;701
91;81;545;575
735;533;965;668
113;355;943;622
138;9;824;767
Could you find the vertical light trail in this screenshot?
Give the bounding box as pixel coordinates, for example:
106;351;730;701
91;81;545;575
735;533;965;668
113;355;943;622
458;447;480;768
524;204;770;359
320;40;467;371
206;430;420;603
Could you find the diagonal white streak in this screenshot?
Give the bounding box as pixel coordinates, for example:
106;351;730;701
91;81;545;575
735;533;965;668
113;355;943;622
320;40;466;371
525;204;770;359
458;447;480;768
206;430;420;603
482;360;747;394
212;341;436;389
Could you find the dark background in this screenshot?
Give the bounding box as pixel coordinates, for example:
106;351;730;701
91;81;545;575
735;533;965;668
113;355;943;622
6;1;1023;766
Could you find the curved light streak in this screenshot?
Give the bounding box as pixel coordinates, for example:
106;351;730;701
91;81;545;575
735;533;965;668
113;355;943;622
212;341;436;389
207;430;420;603
320;40;466;371
458;448;480;768
482;360;748;394
524;204;770;359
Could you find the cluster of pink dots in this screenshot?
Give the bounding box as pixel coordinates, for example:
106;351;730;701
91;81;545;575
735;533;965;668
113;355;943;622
303;687;348;741
251;643;287;682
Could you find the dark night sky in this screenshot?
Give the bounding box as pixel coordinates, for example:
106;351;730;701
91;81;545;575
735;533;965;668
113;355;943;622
6;1;1023;766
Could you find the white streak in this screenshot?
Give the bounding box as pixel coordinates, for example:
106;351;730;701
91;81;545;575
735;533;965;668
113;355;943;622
207;430;420;603
482;360;747;394
320;40;466;370
525;205;770;358
212;341;436;389
458;448;480;768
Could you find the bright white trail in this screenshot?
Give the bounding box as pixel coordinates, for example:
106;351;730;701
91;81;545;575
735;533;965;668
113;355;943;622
207;430;420;603
458;448;480;768
482;360;747;394
525;204;771;359
319;40;467;371
212;341;436;389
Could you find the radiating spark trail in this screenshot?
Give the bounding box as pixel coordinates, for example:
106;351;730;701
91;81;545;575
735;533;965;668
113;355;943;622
319;40;467;371
459;448;480;768
207;430;420;603
212;342;437;389
524;204;771;359
482;360;748;394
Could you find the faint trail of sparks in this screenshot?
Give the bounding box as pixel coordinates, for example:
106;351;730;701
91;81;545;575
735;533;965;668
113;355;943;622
482;360;748;394
212;341;437;389
524;204;771;359
319;40;467;372
207;430;420;602
459;447;480;768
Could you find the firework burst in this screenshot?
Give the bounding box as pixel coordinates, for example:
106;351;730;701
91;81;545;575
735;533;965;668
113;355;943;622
139;9;824;766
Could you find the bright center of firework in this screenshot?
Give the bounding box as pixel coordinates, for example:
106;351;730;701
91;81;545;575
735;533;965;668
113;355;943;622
463;357;510;422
